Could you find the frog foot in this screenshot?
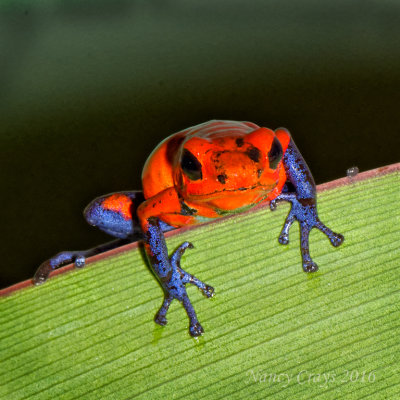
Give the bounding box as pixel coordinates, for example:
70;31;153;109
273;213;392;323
272;194;344;273
303;259;319;273
189;322;204;337
297;211;344;273
202;285;215;298
315;220;344;247
170;242;213;336
146;217;213;337
154;312;168;326
171;242;215;299
33;260;53;285
33;251;88;285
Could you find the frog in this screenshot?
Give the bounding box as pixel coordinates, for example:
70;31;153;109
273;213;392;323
34;120;344;337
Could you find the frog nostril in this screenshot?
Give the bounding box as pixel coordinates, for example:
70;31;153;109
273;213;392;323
217;174;227;184
235;138;244;147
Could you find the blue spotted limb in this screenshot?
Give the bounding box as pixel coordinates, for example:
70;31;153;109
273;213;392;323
145;217;214;337
33;191;149;285
270;135;344;272
33;238;130;285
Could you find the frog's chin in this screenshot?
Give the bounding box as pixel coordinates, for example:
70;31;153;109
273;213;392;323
185;185;274;211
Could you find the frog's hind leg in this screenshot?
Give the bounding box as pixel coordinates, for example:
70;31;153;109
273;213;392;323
33;238;130;285
34;190;148;285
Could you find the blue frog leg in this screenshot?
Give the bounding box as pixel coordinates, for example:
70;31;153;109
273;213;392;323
271;136;344;272
33;238;131;285
145;217;214;337
34;191;175;285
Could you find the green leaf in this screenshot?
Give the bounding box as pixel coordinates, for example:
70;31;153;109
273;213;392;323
1;167;399;399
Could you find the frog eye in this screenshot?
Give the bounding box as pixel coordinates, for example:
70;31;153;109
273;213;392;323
268;137;283;169
180;149;203;180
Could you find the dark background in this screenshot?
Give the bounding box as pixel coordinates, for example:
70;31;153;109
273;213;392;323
1;0;399;288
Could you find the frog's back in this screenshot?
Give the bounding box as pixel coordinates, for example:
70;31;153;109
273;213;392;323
182;120;260;139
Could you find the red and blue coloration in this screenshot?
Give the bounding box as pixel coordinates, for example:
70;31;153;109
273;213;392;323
34;120;344;337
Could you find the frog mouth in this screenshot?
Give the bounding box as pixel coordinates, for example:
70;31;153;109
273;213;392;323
183;183;276;209
185;185;273;214
192;183;274;197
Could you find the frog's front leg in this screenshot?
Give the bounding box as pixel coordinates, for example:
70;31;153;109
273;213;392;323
271;131;344;272
144;217;214;336
154;294;173;326
139;192;214;336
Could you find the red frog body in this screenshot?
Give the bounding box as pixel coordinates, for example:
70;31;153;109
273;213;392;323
35;120;344;337
138;120;291;228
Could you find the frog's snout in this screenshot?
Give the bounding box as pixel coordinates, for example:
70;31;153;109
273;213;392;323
213;150;262;188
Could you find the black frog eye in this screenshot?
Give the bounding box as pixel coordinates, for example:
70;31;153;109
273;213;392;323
180;149;203;180
268;137;283;169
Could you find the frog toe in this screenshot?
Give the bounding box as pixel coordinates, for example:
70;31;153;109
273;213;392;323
315;221;345;247
330;232;344;247
303;260;319;273
278;233;289;245
155;314;168;326
170;241;194;269
189;322;204;337
203;285;215;298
